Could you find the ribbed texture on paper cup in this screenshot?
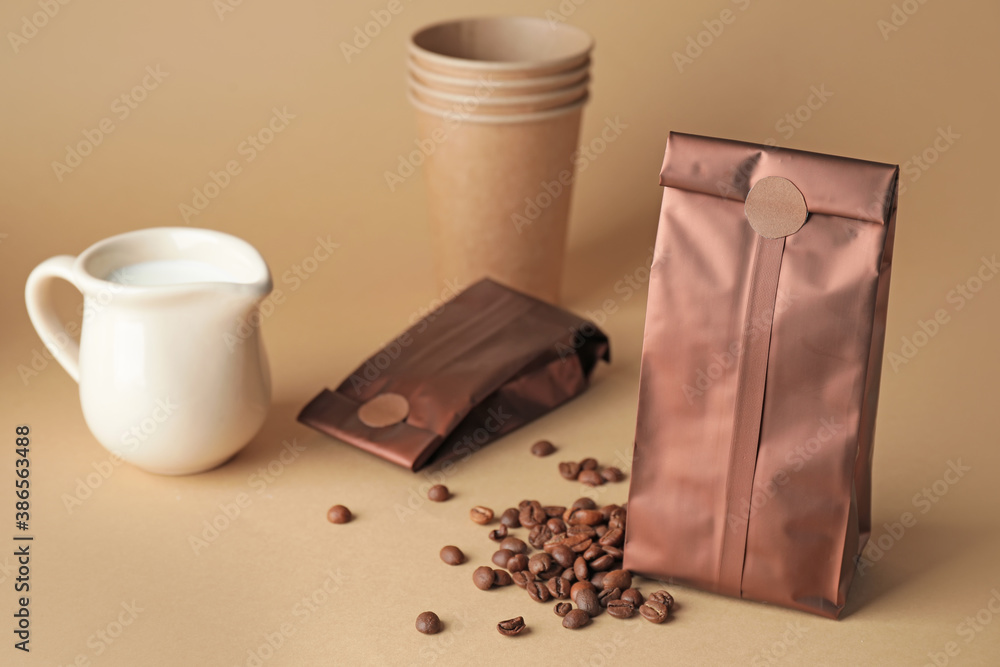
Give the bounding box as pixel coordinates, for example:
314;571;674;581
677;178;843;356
408;59;590;96
407;75;589;116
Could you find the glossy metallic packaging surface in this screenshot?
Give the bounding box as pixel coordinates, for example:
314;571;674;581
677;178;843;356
624;132;899;618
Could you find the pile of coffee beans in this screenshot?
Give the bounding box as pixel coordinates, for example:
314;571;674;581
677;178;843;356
447;495;674;634
558;459;626;486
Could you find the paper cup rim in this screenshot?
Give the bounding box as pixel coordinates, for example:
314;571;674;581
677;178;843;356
409;16;594;73
407;74;588;106
408;90;588;124
407;58;590;90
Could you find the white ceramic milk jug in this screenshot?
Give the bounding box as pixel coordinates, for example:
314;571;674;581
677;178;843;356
25;227;273;475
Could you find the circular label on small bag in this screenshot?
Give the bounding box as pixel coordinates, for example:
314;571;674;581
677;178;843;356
357;393;410;428
744;176;809;238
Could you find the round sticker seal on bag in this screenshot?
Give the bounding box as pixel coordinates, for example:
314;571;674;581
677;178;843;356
357;393;410;428
744;176;809;238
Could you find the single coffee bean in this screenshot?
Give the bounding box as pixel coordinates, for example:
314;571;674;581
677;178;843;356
492;549;514;568
427;484;450;502
607;599;634;619
578;469;604;487
528;525;553;550
603;569;632;591
493;569;513;586
506;554;529;573
326;505;352;524
590;554;615;571
547;577;571;599
554;602;573;617
546;517;567;534
530;440;556;457
439;545;464;565
574;557;589;581
528;553;554;576
599;528;624;548
595;525;608;538
570;581;595;603
511;571;535;588
558;461;582;480
601;466;625;482
579;458;598;470
598;587;621;608
497;616;526;636
575;588;601;617
571;497;597;511
551;544;576;569
499;536;528;555
561;568;577;583
599;504;618;521
621;588;644;608
602;546;624;560
470;506;494;525
526;581;551;602
608;508;627;530
488;525;508;541
566;525;597;538
500;507;521;528
563;534;593;554
518;499;534;511
590;571;608;590
567;509;604;526
543;505;567;518
563;608;591;629
415;611;442;635
640;600;669;624
473;566;496;591
582;543;605;561
519;504;546;528
648;590;675;610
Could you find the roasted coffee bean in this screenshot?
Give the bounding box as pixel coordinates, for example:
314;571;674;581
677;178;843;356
578;469;604;487
492;549;514;568
546;517;567;534
594;524;608;538
608;508;627;530
576;587;601;617
488;525;508;541
519;504;546;528
567;509;604;526
531;440;556;457
511;571;535;588
559;461;582;480
563;534;593;554
326;505;352;524
598;587;621;608
603;569;632;591
601;466;625;482
602;546;624;560
582;543;605;561
499;536;528;555
574;557;589;581
571;497;597;511
439;545;464;565
640;600;669;623
470;506;494;525
550;544;576;569
493;569;513;586
599;528;625;547
427;484;450;502
528;525;553;549
543;533;566;553
599;504;617;521
526;581;551;602
590;554;615;571
563;609;591;629
579;457;598;470
621;588;644;608
591;571;608;590
497;616;526;636
547;576;571;599
566;525;597;538
544;505;567;518
528;553;554;576
473;566;496;590
554;602;573;617
570;581;596;603
561;568;577;583
648;590;675;610
607;599;634;619
506;554;529;573
415;611;442;635
517;499;534;511
500;508;521;528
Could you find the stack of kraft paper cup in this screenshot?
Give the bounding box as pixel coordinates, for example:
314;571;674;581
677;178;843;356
407;17;593;304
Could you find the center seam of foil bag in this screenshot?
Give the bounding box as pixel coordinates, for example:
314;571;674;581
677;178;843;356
717;234;785;597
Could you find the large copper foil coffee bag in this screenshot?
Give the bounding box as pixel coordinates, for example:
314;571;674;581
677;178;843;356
624;132;899;618
299;279;609;471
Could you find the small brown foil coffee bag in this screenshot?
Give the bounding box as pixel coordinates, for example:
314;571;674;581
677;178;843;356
298;279;609;471
624;133;899;618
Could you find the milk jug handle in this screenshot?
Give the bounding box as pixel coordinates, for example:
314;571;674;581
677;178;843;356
25;256;81;382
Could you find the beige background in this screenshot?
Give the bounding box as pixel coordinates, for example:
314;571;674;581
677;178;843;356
1;0;999;664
